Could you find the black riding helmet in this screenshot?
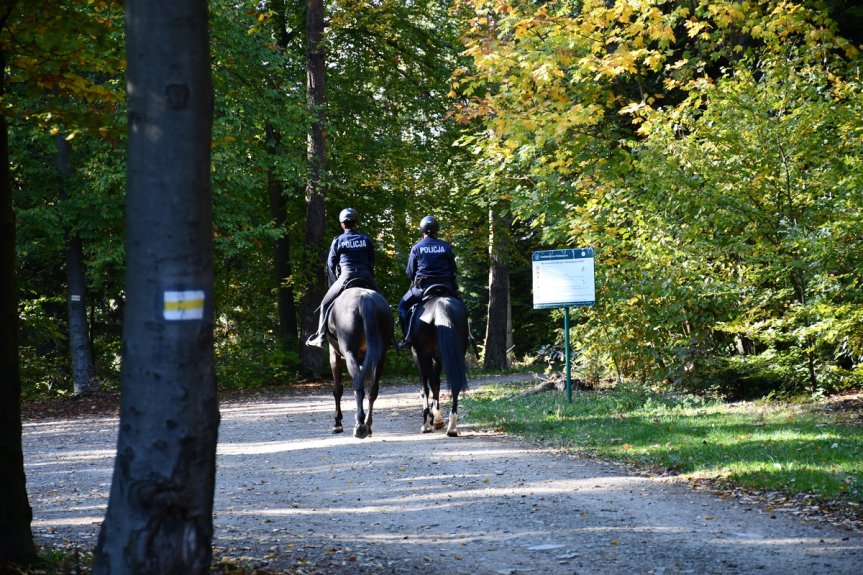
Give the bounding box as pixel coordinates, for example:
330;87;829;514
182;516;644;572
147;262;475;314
339;208;358;225
419;215;439;235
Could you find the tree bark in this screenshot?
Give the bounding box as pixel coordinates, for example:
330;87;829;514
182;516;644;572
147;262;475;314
0;45;36;566
56;133;97;395
93;2;218;573
266;123;298;346
265;5;299;350
300;0;327;373
483;202;512;370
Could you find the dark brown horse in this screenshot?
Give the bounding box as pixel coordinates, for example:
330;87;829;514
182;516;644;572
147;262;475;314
326;287;394;438
404;288;469;437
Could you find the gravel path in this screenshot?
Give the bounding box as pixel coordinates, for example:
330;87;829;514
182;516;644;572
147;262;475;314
23;375;863;574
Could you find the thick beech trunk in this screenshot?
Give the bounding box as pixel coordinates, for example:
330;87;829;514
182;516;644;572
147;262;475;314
93;2;218;573
0;46;36;565
483;204;512;370
300;0;327;373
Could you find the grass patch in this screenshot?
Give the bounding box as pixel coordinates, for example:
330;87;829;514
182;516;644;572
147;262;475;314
464;381;863;509
0;546;93;575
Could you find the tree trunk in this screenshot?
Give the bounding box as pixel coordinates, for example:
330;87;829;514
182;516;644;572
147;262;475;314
267;6;298;351
266;123;297;346
56;133;97;395
66;235;96;394
483;203;512;370
300;0;327;373
93;2;218;573
0;46;36;566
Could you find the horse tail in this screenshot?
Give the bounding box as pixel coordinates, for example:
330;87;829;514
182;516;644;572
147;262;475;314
359;293;384;385
435;304;468;396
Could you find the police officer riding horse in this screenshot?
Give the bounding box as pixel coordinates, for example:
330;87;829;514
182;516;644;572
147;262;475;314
398;215;469;437
306;207;378;348
397;215;459;351
306;208;393;439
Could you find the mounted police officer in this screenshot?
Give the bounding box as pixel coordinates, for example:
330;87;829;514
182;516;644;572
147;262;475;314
397;215;458;350
306;208;378;348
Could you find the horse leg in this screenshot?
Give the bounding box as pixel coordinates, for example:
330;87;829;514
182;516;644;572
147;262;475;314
344;353;368;439
330;349;344;434
365;370;380;438
431;358;445;430
447;389;459;437
353;385;367;439
364;348;389;437
421;380;434;433
416;355;435;433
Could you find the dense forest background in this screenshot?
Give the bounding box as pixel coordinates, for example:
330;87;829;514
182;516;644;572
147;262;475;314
4;0;862;399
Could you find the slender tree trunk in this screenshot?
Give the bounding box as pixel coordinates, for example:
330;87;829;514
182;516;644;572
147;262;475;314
66;235;96;393
56;133;97;395
483;203;512;370
300;0;327;373
0;46;36;565
267;5;298;350
93;2;218;573
267;124;297;346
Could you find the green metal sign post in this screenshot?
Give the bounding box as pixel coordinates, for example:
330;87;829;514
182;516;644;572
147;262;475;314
532;248;596;403
564;306;572;402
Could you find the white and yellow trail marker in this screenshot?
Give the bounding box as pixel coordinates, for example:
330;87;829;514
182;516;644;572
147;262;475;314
163;290;206;320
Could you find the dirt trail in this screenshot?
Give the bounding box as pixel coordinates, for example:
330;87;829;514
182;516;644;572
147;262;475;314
23;375;863;574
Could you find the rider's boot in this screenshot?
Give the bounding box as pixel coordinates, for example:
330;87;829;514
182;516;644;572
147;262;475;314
396;311;412;351
306;309;328;348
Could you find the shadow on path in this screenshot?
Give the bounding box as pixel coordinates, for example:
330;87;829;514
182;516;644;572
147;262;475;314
24;377;863;574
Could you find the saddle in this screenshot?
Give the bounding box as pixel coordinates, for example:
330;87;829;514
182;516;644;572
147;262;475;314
322;277;377;328
404;284;459;338
343;276;375;291
420;283;456;301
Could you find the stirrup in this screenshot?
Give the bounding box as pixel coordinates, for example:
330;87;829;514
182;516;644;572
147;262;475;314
306;333;326;348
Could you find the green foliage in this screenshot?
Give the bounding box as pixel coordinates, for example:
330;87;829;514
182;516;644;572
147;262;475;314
633;46;863;393
7;0;862;396
454;0;863;392
2;0;125;136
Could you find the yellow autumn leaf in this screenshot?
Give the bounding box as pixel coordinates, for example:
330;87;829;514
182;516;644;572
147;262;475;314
619;101;644;115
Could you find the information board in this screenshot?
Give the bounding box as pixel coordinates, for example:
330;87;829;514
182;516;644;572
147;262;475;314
532;248;595;309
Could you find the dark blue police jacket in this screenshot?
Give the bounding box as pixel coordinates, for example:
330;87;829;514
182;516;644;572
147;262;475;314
406;236;456;289
328;229;375;279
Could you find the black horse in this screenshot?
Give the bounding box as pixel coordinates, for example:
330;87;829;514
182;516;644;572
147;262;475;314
405;287;469;437
326;287;394;439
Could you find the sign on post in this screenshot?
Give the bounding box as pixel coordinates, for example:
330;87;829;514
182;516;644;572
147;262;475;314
532;248;596;402
532;248;595;309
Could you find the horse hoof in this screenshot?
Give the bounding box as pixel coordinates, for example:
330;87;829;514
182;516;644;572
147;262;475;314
332;425;344;434
421;424;433;433
354;425;368;439
434;421;445;430
446;414;459;437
